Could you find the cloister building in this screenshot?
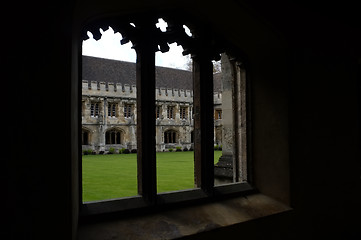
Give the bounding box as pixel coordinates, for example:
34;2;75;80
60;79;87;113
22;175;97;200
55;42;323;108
81;56;223;153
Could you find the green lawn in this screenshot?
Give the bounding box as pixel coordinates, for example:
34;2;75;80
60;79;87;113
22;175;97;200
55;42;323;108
82;151;222;202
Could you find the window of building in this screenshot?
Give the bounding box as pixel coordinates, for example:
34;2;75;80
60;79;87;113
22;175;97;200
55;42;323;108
167;106;174;119
82;27;138;203
155;30;195;193
90;102;99;117
124;104;132;118
215;109;222;120
105;129;122;144
180;106;187;120
108;103;117;117
164;130;177;144
80;13;250;215
156;105;161;119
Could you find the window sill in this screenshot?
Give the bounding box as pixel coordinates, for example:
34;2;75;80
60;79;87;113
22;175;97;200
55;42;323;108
78;193;291;240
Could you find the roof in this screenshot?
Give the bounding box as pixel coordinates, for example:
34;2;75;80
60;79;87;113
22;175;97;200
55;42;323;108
82;56;222;92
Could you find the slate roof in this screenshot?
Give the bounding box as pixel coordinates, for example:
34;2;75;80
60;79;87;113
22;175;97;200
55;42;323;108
82;56;222;92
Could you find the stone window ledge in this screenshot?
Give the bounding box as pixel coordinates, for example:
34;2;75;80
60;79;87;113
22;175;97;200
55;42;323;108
78;194;292;240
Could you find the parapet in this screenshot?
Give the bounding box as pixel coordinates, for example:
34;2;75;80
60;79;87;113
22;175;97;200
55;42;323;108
156;88;193;102
82;80;195;102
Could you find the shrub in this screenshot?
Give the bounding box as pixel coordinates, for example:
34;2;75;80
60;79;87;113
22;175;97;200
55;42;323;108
168;148;173;152
214;145;219;150
131;149;137;153
108;148;115;154
183;147;188;151
218;145;222;151
123;149;130;154
189;147;194;151
119;148;125;154
83;150;89;155
98;150;105;155
176;146;182;152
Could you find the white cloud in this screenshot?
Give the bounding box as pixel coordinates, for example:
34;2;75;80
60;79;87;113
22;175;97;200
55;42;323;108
155;43;188;69
82;24;190;70
82;27;136;63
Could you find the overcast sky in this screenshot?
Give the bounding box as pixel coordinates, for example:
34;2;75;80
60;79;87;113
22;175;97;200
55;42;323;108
82;19;191;70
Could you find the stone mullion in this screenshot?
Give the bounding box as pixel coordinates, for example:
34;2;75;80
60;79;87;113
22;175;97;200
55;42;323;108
193;54;214;193
134;21;158;204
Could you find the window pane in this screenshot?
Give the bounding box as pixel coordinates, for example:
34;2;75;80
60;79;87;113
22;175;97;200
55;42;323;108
112;104;116;117
95;103;99;117
81;26;138;202
155;24;195;193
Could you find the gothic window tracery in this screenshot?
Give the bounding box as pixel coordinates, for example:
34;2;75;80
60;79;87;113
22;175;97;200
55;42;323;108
81;11;248;212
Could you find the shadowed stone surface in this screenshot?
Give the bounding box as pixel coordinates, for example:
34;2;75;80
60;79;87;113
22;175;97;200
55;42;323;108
78;194;291;240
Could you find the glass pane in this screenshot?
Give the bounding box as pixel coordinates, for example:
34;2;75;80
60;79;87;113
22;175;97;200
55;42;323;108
155;18;195;193
81;26;138;202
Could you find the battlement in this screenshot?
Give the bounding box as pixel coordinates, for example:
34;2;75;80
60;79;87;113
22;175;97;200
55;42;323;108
82;80;214;103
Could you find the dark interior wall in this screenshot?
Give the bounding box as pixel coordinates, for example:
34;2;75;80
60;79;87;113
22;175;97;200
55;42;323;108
4;1;360;239
4;1;75;239
288;49;360;239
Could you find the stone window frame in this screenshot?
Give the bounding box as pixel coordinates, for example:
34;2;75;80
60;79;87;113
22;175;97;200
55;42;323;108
166;105;175;119
180;106;188;120
108;103;117;118
124;103;132;118
79;11;253;216
74;7;295;240
90;102;99;118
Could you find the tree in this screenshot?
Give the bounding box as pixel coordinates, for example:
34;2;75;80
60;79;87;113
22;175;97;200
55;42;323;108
212;60;221;73
184;55;192;71
184;55;222;73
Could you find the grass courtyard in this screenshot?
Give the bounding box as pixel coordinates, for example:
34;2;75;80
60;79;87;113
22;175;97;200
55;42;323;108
82;151;222;202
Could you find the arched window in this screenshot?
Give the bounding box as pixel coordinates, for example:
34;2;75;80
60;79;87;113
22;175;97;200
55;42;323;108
82;129;90;145
106;129;122;144
80;12;250;214
164;130;177;144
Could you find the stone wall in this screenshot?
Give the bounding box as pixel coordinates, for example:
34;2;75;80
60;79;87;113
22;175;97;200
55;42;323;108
81;80;223;153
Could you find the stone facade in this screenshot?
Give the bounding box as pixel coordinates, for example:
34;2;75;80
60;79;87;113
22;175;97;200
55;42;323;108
81;56;223;153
